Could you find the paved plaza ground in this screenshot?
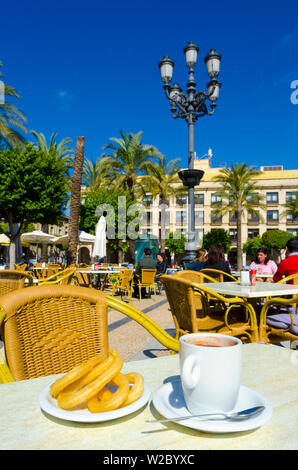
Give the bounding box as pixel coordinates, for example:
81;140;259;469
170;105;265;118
107;290;177;362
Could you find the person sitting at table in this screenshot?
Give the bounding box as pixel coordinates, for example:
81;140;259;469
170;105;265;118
273;237;298;283
133;248;157;297
186;248;207;272
203;244;231;281
155;252;169;280
250;248;277;279
265;238;298;334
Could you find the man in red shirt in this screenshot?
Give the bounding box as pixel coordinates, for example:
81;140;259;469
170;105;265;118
273;238;298;283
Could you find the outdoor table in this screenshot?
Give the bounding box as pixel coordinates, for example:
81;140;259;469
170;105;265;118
197;281;298;299
0;343;297;450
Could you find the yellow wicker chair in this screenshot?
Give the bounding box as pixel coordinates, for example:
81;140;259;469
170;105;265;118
135;269;157;300
174;270;217;283
0;285;179;383
14;264;27;271
0;285;109;381
0;270;33;296
37;267;75;285
74;268;93;288
200;268;239;282
160;275;258;343
259;295;298;345
111;269;134;303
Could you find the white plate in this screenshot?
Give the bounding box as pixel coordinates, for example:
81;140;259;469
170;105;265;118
152;377;272;433
39;379;151;423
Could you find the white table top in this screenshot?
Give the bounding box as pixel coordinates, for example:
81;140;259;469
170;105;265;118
198;281;298;298
0;343;297;450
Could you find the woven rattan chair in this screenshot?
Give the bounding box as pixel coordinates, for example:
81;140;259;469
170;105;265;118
200;268;239;282
0;270;33;296
259;294;298;345
135;269;157;300
0;285;109;381
37;267;75;285
160;275;258;343
74;268;93;288
174;270;217;283
14;264;27;271
0;285;179;382
111;269;134;303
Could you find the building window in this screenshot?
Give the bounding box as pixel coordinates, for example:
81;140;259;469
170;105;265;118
143;194;153;207
248;211;259;223
195;210;204;225
211;212;222;224
286;192;297;202
176;194;187;207
248;228;259;238
159;196;169;207
267;210;279;222
211;193;222;204
159;211;170;225
159;228;170;239
266;192;278;204
176;211;187;226
229;229;237;242
195;193;204;205
286;213;298;223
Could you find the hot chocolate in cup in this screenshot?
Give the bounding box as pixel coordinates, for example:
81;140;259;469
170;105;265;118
179;333;242;415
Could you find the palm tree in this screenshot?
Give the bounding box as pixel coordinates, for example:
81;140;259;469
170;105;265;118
101;130;158;261
141;153;184;252
31;130;74;261
101;130;158;200
0;61;27;146
212;163;264;270
284;192;298;222
82;156;111;189
67;136;85;265
31;130;74;168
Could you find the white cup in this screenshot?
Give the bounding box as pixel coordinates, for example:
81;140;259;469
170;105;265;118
179;333;242;415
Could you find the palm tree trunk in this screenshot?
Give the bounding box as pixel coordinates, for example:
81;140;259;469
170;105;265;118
41;223;49;262
236;192;242;270
160;201;166;253
67;136;85;266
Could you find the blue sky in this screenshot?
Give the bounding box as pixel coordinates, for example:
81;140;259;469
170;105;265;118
1;0;298;170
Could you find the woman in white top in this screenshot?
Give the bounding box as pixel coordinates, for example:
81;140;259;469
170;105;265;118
250;248;278;275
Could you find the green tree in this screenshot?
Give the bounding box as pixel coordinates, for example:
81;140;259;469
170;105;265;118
212;163;263;269
202;228;232;253
31;130;74;260
140;153;184;252
0;144;69;267
101;130;158;261
82;156;111;189
165;231;187;256
242;235;263;258
0;61;28;147
261;229;293;260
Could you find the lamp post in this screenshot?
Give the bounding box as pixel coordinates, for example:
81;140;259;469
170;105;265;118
158;42;221;265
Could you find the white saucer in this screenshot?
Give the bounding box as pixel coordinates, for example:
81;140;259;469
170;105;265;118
152;377;272;434
39;379;151;423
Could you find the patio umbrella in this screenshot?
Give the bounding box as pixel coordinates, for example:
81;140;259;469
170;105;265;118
21;230;56;244
0;233;10;246
92;215;106;259
52;230;96;245
21;230;56;262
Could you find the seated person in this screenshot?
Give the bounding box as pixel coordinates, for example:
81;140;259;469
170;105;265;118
155;252;169;280
273;238;298;283
265;238;298;333
250;248;277;278
187;248;207;272
203;244;231;281
133;248;157;297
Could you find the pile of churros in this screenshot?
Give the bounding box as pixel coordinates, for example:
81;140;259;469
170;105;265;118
50;349;144;413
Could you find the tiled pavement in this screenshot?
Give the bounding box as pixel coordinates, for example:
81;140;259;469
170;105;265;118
107;291;177;362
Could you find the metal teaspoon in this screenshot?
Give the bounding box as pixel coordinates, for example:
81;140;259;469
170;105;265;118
147;406;265;423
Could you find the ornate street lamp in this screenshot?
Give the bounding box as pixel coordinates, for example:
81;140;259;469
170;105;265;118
158;41;222;265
